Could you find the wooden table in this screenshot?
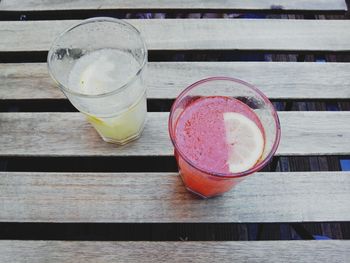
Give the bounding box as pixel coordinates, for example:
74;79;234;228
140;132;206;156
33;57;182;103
1;1;350;262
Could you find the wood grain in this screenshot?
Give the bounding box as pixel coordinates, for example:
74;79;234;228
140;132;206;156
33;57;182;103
0;112;350;157
0;240;349;262
0;0;347;11
0;171;349;222
2;62;350;100
1;19;350;52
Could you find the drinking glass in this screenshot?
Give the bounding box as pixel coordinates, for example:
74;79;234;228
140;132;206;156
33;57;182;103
48;17;148;145
169;77;281;198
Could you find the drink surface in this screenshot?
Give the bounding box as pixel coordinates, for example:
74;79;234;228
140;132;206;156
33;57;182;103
175;96;265;174
67;48;146;144
68;49;140;95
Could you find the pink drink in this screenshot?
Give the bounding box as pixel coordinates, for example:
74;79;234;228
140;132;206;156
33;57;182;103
174;96;265;197
169;77;281;198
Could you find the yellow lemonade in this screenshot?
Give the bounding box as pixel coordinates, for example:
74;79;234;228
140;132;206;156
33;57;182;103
85;93;146;143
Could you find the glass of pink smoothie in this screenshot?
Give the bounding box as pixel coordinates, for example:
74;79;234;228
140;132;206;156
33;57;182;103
169;77;281;198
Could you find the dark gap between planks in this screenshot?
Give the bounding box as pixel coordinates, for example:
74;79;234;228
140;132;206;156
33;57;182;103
1;100;350;113
0;222;349;241
0;10;346;21
0;99;174;113
1;51;350;63
0;156;276;173
0;156;345;173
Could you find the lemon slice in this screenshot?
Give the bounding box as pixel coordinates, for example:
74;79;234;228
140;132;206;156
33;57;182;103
224;112;265;173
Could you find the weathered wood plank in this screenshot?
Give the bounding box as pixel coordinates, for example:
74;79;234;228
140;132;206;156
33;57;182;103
1;19;350;52
0;0;347;11
0;112;349;157
0;240;349;262
0;171;349;222
2;62;350;100
0;112;350;156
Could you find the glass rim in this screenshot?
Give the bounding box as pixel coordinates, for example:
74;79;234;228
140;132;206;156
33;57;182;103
168;76;281;179
47;17;148;98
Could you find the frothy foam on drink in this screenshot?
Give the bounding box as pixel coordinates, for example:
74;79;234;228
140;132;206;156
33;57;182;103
175;96;265;174
68;49;140;95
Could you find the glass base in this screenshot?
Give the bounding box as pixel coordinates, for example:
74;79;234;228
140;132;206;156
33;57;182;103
179;172;221;199
99;121;146;145
179;170;233;199
101;132;141;145
185;187;210;199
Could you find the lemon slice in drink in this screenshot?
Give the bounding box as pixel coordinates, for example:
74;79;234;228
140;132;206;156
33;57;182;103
223;112;265;173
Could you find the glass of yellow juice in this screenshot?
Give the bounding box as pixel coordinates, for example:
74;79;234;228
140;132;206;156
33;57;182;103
47;17;147;145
